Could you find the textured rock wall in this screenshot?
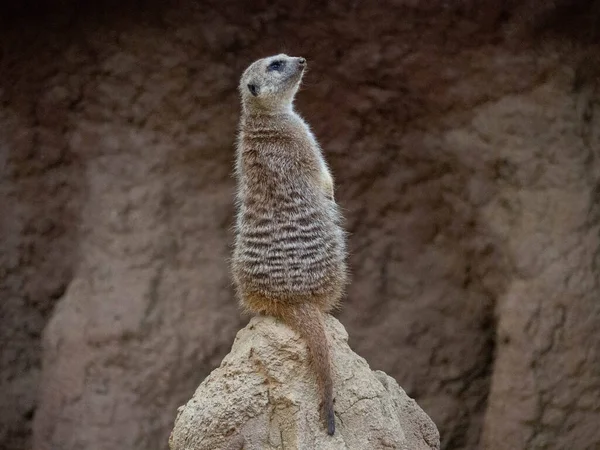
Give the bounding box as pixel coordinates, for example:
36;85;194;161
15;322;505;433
0;28;83;448
0;1;599;450
479;64;600;450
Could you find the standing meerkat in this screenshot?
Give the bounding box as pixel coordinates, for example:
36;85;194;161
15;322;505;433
231;54;348;436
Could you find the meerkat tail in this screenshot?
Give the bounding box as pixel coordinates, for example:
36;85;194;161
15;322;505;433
280;303;335;436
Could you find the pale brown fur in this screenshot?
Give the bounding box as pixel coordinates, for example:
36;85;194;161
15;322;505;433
231;54;348;436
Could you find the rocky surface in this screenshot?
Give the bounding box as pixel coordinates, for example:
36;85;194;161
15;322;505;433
169;315;440;450
0;1;599;450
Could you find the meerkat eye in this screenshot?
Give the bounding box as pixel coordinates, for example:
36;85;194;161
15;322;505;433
247;83;259;97
267;60;285;72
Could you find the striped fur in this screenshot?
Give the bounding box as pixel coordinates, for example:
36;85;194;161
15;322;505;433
233;112;347;306
231;54;348;436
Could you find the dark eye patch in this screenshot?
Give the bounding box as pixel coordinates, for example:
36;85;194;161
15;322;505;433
267;60;285;72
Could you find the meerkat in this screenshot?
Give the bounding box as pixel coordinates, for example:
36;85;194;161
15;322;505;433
231;54;348;436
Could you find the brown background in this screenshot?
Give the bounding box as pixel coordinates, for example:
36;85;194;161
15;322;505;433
1;1;599;449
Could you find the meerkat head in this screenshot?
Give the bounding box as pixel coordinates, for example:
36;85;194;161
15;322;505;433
239;54;306;113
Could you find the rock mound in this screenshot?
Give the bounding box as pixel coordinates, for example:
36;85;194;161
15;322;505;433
169;315;439;450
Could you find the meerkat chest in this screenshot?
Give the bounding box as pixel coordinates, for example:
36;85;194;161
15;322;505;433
317;156;334;192
298;122;334;197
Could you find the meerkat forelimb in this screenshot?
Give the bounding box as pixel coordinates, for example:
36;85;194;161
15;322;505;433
231;54;348;436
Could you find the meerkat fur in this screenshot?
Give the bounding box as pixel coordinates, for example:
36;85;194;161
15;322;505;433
232;54;348;436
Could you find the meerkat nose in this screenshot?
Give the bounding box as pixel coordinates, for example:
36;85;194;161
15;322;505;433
298;57;306;65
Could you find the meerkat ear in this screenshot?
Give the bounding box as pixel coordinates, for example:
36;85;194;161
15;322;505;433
247;83;259;97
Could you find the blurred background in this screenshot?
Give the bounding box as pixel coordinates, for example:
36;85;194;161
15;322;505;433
1;1;599;449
